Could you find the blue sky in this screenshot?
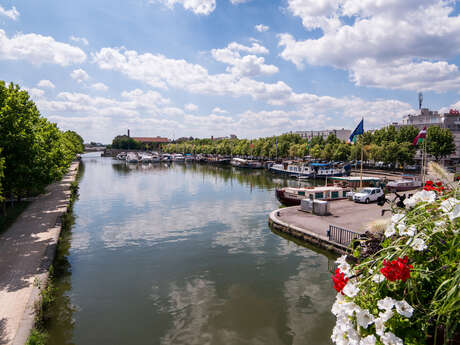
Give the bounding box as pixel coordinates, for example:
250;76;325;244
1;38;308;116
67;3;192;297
1;0;460;143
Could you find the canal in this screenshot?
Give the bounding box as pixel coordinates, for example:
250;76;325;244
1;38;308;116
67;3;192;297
47;154;337;345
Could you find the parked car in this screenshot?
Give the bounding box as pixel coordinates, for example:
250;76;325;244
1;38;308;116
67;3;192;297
353;187;384;204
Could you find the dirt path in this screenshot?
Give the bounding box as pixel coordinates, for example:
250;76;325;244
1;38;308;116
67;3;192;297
0;162;79;345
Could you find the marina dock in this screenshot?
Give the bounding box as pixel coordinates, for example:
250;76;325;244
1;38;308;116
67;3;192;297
269;199;389;255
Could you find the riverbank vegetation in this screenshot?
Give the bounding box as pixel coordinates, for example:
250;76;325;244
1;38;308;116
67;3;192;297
0;81;84;216
331;163;459;344
158;125;455;165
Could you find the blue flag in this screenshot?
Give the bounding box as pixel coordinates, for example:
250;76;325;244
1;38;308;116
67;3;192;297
349;118;364;143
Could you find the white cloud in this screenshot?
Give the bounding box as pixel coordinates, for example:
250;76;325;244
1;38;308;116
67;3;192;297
155;0;216;15
255;24;269;32
93;47;288;100
185;103;198;112
0;5;19;20
230;0;253;4
211;42;278;77
37;80;55;89
90;82;109;91
211;42;277;77
70;68;89;83
212;107;227;114
27;88;45;99
0;29;86;66
280;0;460;92
350;59;460;92
69;35;89;46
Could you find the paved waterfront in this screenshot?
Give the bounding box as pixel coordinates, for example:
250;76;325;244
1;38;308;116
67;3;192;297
0;162;79;345
269;199;390;254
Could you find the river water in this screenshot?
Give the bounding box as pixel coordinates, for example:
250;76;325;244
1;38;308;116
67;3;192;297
47;153;337;345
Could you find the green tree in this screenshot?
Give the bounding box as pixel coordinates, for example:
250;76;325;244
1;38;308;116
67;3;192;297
426;126;456;161
111;135;141;150
397;125;419;144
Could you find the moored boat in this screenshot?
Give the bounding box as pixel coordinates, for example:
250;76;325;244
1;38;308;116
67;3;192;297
231;158;263;169
386;177;422;192
126;152;139;163
275;186;351;206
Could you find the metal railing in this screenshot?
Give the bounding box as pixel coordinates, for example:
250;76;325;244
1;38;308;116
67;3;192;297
327;225;361;247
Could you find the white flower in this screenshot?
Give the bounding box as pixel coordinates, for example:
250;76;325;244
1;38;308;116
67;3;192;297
347;328;361;345
357;309;375;329
391;213;405;224
379;310;394;322
403;196;417;208
417;190;437;203
381;331;403;345
372;274;385;283
434;220;446;228
384;224;396;237
399;224;416;236
343;282;360;298
377;297;395;311
331;325;346;345
374;317;386;336
449;204;460;221
336;255;352;276
440;198;459;213
360;335;376;345
395;300;414;318
410;238;427;251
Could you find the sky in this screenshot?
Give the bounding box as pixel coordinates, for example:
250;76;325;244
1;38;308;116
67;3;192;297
1;0;460;143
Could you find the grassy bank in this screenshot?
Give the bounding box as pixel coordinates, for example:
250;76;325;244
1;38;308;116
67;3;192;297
26;168;81;345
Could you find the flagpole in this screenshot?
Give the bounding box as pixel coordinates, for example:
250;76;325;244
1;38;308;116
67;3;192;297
360;117;364;189
360;143;363;189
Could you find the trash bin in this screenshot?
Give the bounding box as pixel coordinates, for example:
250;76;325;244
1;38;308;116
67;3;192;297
301;198;313;213
313;200;329;215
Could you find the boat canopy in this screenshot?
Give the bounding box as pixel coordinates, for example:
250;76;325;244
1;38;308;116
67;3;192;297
310;163;330;167
330;176;381;182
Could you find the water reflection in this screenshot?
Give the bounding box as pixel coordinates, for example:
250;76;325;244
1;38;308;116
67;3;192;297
48;156;335;345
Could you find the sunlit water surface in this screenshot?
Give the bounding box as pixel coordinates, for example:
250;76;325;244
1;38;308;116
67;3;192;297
47;154;337;345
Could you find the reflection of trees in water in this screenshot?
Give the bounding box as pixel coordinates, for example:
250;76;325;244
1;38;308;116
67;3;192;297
45;165;86;345
111;162;321;190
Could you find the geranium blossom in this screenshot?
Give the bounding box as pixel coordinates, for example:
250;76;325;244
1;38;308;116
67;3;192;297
332;268;349;294
395;300;414;318
380;256;413;282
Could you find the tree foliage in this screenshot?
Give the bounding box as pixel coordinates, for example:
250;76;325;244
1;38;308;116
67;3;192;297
426;126;456;161
0;81;84;209
111;135;141;150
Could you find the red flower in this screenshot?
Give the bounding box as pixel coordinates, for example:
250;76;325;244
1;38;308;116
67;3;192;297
425;180;434;186
332;268;349;294
380;256;413;282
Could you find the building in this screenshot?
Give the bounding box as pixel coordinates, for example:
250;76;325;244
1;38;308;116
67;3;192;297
293;129;352;142
131;136;170;148
394;108;460;163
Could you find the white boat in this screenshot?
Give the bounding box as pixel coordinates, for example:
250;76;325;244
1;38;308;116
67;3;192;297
126;152;139;163
231;158;263;169
386;177;422;192
172;154;185;162
270;162;350;179
116;152;127;160
161;154;172;162
140;154;154;163
275;186;351;206
270;163;314;178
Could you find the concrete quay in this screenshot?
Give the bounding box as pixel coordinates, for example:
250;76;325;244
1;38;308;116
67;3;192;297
0;161;80;345
268;199;389;255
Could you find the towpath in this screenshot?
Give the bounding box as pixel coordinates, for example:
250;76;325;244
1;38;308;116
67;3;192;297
0;162;79;345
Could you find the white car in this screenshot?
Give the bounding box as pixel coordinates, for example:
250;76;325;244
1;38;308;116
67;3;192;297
353;187;384;204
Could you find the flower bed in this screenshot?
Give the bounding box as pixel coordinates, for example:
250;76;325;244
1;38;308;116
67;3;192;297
330;165;459;345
